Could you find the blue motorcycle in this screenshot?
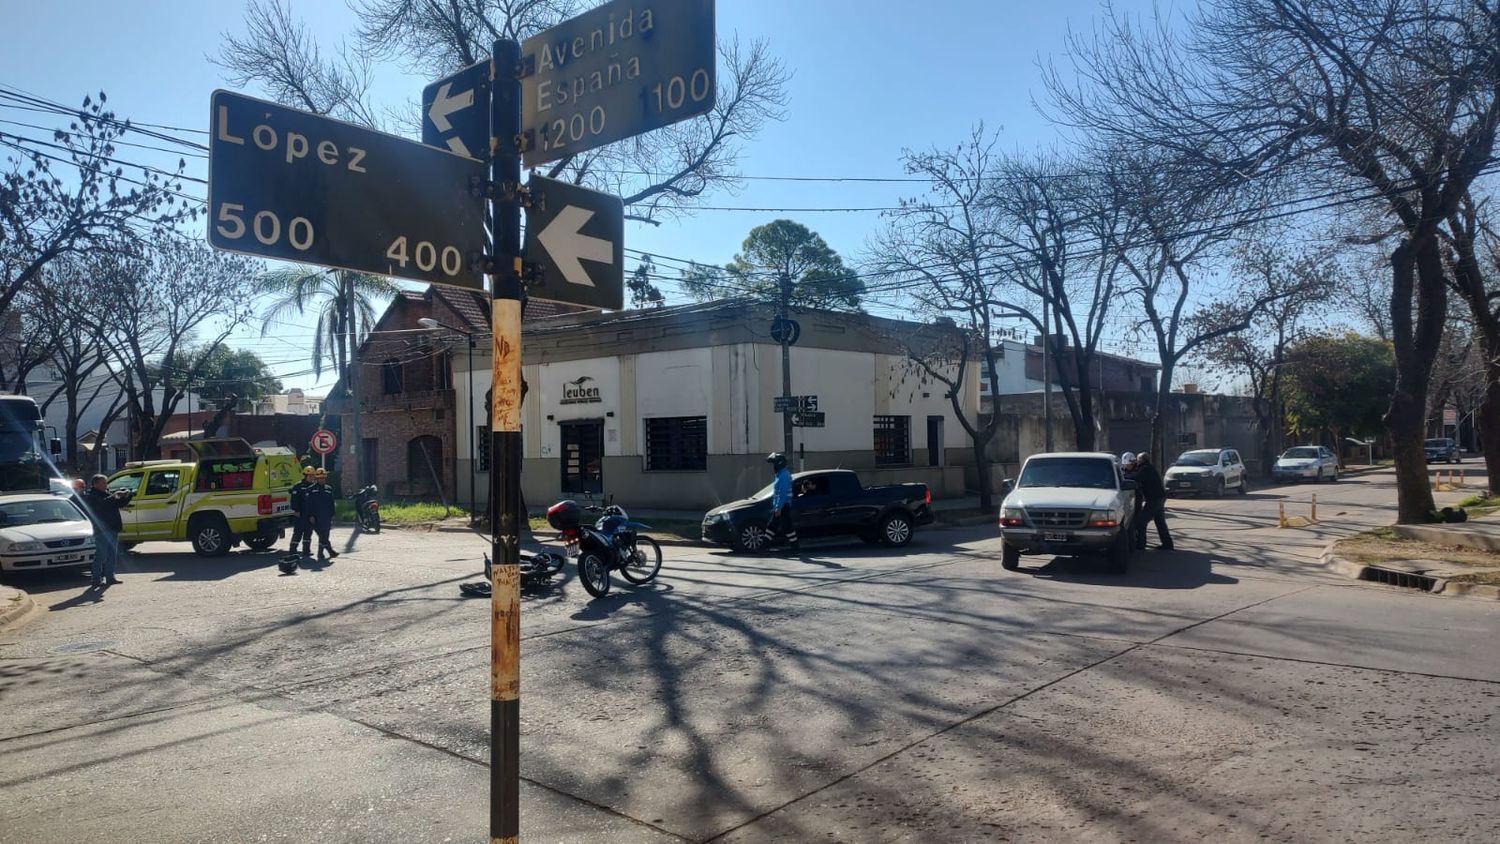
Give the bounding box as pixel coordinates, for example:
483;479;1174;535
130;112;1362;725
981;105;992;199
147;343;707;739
546;497;662;598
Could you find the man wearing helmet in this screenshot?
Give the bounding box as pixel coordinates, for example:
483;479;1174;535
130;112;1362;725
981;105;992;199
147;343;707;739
288;465;316;556
303;468;340;561
766;452;798;553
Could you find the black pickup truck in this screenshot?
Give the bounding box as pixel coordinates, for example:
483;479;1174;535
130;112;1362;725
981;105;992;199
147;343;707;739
701;469;934;553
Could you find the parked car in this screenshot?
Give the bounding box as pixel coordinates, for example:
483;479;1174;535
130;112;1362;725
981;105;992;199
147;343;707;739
0;493;94;573
701;469;934;553
997;452;1138;574
1271;446;1340;483
107;438;301;556
1163;448;1248;497
1424;438;1461;463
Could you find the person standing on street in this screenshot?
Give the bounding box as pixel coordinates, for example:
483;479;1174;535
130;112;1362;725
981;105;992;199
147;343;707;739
81;474;133;587
288;466;316;556
1131;451;1174;551
766;452;798;553
303;468;339;561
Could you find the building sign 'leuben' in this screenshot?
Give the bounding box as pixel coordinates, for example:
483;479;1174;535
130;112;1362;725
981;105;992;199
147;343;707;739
520;0;716;167
560;377;603;405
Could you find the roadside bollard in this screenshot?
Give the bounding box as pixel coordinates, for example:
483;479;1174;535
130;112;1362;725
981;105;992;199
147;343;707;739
1279;501;1287;528
1311;493;1317;522
1458;470;1466;487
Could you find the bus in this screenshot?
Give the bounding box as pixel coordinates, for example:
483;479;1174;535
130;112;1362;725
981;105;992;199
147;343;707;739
0;394;63;494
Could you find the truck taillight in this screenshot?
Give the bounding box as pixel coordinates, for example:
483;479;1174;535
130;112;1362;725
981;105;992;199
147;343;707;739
925;488;932;505
257;494;273;515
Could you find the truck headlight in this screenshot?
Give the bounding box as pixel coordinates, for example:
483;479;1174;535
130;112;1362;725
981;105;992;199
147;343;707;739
7;541;43;553
999;507;1026;527
1087;509;1121;528
704;512;726;524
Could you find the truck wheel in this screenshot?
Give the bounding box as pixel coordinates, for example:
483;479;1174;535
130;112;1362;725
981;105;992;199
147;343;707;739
730;523;772;554
244;533;278;552
1106;532;1130;575
880;512;914;547
1001;543;1021;571
190;516;232;557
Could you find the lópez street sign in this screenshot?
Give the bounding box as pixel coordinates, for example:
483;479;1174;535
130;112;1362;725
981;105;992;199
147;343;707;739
422;59;490;160
208;90;486;289
520;0;716;167
524;174;624;310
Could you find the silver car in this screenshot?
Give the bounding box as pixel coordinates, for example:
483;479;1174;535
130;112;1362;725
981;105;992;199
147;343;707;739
1272;446;1339;483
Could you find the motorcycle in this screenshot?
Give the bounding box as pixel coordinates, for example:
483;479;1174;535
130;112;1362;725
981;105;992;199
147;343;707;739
546;497;663;598
351;484;381;533
458;543;568;598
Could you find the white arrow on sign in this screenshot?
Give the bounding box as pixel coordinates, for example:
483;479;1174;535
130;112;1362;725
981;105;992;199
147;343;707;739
537;205;613;287
428;82;475;156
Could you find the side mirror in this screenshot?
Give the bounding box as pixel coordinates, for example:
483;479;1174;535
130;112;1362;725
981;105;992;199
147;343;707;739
50;438;62;455
1000;479;1014;495
1122;479;1139;490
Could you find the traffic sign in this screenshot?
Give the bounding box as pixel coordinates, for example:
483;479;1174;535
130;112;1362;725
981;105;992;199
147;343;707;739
524;174;623;309
792;412;825;428
774;395;818;413
422;59;490;160
520;0;716;167
310;429;338;455
208;90;486;289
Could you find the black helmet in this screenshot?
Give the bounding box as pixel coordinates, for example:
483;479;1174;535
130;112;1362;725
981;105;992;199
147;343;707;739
277;556;299;575
546;499;582;531
765;452;787;471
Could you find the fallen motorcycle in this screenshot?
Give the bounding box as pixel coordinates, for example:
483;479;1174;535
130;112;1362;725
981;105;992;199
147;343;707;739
459;547;567;597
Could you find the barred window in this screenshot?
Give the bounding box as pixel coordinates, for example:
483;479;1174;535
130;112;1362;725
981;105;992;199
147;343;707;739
644;416;707;471
874;415;911;465
476;426;490;472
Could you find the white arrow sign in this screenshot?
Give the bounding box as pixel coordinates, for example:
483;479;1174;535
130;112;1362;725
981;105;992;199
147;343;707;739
428;82;475;156
537;205;613;287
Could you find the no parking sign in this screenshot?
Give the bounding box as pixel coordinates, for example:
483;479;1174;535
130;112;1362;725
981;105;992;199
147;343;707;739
310;429;338;455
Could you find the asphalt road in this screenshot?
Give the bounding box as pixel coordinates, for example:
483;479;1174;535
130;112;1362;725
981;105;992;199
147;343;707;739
2;468;1497;842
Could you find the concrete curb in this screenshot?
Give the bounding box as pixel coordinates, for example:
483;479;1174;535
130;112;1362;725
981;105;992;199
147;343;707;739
0;587;38;632
1319;541;1500;601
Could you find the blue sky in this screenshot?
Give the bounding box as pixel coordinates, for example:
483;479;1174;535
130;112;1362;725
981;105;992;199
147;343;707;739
3;0;1177;393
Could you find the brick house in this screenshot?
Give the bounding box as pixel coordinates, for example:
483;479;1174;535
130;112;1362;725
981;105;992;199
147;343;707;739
325;286;575;503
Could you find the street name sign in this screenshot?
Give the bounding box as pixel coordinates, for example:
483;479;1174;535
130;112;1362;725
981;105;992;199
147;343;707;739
792;411;825;428
774;395;818;413
524;174;624;309
208;90;486;288
422;59;490;160
520;0;716;167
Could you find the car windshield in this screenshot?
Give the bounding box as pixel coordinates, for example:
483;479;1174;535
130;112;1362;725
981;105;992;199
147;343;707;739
1018;457;1117;490
1283;447;1320;459
1174;450;1219;467
0;498;84;527
750;482;775;501
1425;439;1451;448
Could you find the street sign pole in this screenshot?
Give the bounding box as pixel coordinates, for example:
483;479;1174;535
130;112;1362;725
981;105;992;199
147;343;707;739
489;38;524;844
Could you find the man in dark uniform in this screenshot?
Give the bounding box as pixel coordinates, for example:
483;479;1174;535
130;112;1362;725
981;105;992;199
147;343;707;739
288;465;316;555
81;474;133;587
303;468;339;561
1131;451;1174;551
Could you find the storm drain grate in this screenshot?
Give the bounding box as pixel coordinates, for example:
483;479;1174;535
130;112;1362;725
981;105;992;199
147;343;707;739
1359;567;1437;591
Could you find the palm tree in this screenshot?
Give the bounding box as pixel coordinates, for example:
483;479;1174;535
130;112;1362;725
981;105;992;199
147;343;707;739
257;268;400;385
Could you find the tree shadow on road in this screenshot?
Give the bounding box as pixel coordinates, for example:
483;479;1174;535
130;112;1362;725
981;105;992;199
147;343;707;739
1022;549;1239;589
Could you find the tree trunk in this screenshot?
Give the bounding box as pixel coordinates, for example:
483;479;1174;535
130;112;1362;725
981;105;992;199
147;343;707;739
1386;238;1443;524
64;382;80;471
1478;355;1500;495
1150;358;1175;467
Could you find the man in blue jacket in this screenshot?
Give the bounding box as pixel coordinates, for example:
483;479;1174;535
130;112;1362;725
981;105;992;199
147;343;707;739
766;452;797;553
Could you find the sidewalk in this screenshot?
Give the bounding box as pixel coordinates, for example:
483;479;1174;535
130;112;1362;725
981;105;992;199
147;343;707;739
0;583;36;630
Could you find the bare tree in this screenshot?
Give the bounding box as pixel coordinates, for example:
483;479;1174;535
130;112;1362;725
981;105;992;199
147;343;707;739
1046;0;1500;523
25;259;117;469
0;92;195;320
88;239;263;459
0;290;56;392
217;0;789;225
1445;193;1500;490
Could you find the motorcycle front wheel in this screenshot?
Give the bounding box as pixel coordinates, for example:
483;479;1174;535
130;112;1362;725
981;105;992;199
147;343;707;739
619;536;662;584
577;551;612;598
367;509;381;533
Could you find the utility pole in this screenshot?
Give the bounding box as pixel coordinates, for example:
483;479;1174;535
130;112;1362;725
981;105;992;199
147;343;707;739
780;272;793;456
345;271;364;487
1041;297;1053;452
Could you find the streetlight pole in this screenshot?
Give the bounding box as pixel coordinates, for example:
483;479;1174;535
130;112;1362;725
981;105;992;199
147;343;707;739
419;317;477;521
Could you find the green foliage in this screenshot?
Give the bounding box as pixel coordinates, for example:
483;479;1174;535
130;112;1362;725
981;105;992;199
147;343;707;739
626;255;664;309
680;219;865;311
256;267;399;380
1283;333;1395;437
192;346;282;408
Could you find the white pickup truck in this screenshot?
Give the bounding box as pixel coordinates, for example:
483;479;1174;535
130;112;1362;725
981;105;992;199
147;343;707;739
997;452;1139;574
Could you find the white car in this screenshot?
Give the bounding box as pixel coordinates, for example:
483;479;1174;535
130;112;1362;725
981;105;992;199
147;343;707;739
998;452;1138;574
0;494;96;572
1163;448;1248;497
1272;446;1340;483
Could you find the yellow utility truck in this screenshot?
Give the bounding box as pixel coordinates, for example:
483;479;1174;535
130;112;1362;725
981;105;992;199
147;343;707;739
107;438;302;556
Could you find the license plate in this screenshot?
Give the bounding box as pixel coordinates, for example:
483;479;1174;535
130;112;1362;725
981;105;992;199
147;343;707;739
274;502;292;514
1044;531;1070;542
563;541;579;559
1173;481;1190;488
52;553;82;563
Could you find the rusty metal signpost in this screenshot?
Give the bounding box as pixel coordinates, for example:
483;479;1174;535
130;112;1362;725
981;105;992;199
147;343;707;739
209;2;714;839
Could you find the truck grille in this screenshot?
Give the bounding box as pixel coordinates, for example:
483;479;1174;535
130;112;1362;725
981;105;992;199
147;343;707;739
1026;509;1088;529
45;537;87;549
